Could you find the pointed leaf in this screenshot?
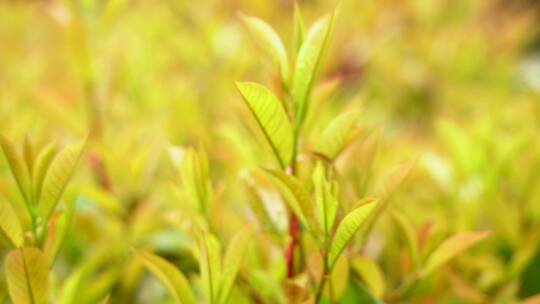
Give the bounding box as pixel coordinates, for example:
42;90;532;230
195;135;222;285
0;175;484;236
0;135;32;204
136;251;195;304
329;201;377;268
33;142;57;202
293;11;335;126
199;232;222;303
423;231;490;276
241;15;289;81
5;247;49;304
38;140;85;221
181;147;212;212
236;82;294;168
22;136;34;177
315;110;361;160
0;199;23;248
293;3;305;53
218;227;252;304
264;169;318;234
312;162;337;237
351;255;385;298
390;210;420;269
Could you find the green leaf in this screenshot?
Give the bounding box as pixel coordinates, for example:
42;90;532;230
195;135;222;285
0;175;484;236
312;162;338;237
329;201;377;268
181;147;212;212
293;11;336;127
0;198;23;248
22;136;34;177
38;139;85;221
241;15;289;82
32;142;57;203
423;231;489;276
235;82;294;168
351;255;385;299
293;2;305;54
264;169;318;234
315;110;361;160
218;226;252;304
199;232;222;304
390;210;420;269
5;247;49;304
136;251;195;304
0;135;32;204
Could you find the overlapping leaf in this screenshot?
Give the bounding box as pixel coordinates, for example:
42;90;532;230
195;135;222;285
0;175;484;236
0;135;32;204
315;110;361;160
0;198;23;248
218;227;252;304
312;162;338;237
199;232;222;303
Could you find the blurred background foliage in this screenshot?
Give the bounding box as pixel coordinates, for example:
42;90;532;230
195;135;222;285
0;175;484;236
1;0;540;303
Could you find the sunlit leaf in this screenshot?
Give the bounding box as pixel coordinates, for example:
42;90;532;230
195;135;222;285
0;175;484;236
293;11;336;127
0;198;23;248
181;147;212;213
0;135;32;204
312;162;338;237
423;231;490;276
293;2;305;54
351;255;385;298
241;15;289;82
264;169;318;234
5;247;49;304
236;82;294;168
33;143;56;202
136;251;195;304
38;139;85;221
199;232;222;303
315;110;361;160
218;226;252;304
329;201;377;268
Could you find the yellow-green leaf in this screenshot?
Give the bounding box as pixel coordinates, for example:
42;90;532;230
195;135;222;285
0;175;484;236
315;110;361;160
293;11;336;127
0;135;32;204
38;140;85;221
181;147;212;212
33;142;57;203
199;232;222;304
136;251;195;304
329;201;377;268
5;247;49;304
351;255;385;298
264;169;318;234
312;162;338;237
0;198;23;248
423;231;490;276
44;196;75;267
218;226;252;304
236;82;294;168
293;2;305;54
241;15;289;82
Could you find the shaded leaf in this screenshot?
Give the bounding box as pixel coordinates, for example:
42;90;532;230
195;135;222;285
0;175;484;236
423;231;490;276
390;210;420;269
236;82;294;168
0;198;23;248
44;196;75;267
218;226;252;304
293;11;336;126
5;247;49;304
199;232;222;303
329;201;377;268
136;251;195;304
264;169;318;234
181;147;212;212
38;139;85;221
241;15;289;82
315;110;361;160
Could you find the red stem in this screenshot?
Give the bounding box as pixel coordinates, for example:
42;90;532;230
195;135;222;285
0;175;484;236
286;213;300;278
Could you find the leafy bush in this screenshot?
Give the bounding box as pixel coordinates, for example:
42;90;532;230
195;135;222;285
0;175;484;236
1;1;540;303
